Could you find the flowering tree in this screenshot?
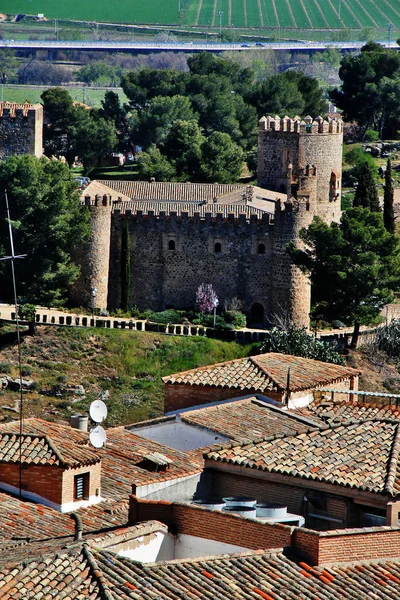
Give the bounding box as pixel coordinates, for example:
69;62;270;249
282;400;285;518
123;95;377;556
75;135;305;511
195;283;217;315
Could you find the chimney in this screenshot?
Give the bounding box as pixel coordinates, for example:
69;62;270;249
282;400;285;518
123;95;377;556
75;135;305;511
70;414;88;432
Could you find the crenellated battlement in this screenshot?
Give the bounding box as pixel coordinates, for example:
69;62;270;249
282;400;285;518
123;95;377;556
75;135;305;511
0;101;42;119
83;194;112;207
0;102;43;160
259;114;343;134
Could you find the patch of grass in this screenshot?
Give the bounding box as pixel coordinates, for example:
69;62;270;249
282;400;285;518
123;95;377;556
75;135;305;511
0;327;255;425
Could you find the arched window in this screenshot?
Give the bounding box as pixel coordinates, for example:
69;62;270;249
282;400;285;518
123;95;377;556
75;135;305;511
257;243;265;255
214;242;222;253
168;240;175;250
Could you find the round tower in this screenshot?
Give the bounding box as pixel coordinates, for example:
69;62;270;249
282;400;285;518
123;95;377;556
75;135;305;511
70;194;112;310
257;115;343;224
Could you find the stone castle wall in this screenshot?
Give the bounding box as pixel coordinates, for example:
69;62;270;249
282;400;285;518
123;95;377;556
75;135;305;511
0;103;43;159
108;211;275;322
76;115;343;328
257;115;343;223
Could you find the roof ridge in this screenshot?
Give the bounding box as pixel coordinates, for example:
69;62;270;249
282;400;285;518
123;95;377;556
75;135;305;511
82;545;115;600
385;422;400;496
249;355;281;390
205;418;400;458
251;398;324;428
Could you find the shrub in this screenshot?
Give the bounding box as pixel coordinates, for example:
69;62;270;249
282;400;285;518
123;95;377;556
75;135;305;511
375;320;400;357
21;365;32;376
259;325;344;365
223;310;247;328
0;362;12;374
364;129;379;142
148;310;183;324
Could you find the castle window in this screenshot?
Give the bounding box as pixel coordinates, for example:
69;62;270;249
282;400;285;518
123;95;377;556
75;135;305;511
257;243;266;255
168;240;175;250
214;243;222;253
74;473;90;501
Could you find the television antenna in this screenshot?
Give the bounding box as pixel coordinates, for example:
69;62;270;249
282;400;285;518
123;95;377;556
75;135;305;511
0;190;27;497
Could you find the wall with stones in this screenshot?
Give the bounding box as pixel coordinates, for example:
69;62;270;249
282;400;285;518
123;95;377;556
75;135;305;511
0;103;43;159
109;211;276;323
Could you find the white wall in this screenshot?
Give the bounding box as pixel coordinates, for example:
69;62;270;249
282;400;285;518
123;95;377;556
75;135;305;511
118;531;175;562
174;534;249;559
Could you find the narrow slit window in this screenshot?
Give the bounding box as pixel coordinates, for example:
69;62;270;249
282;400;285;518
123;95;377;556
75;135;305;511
214;242;222;253
258;243;266;254
168;240;175;250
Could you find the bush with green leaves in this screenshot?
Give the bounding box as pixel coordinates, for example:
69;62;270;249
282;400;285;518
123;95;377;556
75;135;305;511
147;310;183;324
375;319;400;357
259;325;345;365
223;310;247;329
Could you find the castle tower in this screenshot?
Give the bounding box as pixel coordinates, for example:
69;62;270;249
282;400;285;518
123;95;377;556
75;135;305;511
0;102;43;160
270;166;317;328
257;115;343;223
70;194;112;310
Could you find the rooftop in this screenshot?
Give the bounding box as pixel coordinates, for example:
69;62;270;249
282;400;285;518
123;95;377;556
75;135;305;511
2;543;400;600
206;419;400;497
293;397;400;426
163;353;360;394
179;396;321;443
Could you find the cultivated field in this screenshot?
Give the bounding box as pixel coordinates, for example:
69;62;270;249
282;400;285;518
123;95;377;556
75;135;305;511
2;0;400;30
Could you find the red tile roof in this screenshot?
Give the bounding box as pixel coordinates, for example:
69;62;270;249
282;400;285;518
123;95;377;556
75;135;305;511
180;397;320;442
293;398;400;425
5;544;400;600
163;353;360;394
98;180;242;202
206;419;400;497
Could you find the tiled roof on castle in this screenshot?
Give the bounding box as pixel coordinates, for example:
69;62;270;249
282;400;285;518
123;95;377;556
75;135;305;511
206;419;400;496
163;353;360;393
98;179;242;202
179;397;321;442
3;544;400;599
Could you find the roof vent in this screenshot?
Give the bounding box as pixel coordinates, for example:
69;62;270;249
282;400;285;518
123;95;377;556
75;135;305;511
136;452;172;472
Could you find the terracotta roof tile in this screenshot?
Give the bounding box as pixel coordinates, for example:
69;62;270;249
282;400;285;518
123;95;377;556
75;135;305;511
113;200;267;220
97;180;242;202
163;353;360;394
206;420;400;496
181;397;321;442
293;399;400;426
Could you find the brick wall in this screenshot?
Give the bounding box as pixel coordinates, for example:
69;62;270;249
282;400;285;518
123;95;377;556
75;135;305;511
0;463;63;505
129;496;292;550
293;527;400;565
62;463;101;505
164;384;254;413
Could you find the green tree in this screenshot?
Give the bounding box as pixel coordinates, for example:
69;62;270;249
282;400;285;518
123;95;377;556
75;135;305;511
163;120;203;180
41;87;76;163
0;49;18;83
72;108;118;171
0;156;91;307
200;132;244;183
137;145;176;181
260;325;344;365
122;68;187;110
99;90;131;152
76;62;121;86
287;208;400;347
353;162;380;211
383;158;395;233
330;42;400;137
131;95;195;150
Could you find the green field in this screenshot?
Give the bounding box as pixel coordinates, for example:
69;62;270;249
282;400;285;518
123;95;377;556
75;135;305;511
3;0;400;29
0;85;127;108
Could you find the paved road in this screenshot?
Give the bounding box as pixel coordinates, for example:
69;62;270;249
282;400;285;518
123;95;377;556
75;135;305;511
0;39;398;53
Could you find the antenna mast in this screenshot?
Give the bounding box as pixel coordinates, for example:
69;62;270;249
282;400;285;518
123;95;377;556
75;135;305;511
0;191;27;497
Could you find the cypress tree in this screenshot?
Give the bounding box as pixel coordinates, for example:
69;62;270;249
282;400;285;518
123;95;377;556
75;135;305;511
353;161;380;212
120;218;131;312
383;158;395;233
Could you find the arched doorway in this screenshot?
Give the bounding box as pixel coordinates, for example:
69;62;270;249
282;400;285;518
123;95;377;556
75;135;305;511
250;303;264;325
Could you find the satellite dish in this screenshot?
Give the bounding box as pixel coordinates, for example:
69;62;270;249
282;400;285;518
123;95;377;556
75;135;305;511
89;425;107;449
89;399;108;423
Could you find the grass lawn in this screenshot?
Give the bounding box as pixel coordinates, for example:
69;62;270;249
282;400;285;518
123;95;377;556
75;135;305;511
1;85;128;108
0;325;256;426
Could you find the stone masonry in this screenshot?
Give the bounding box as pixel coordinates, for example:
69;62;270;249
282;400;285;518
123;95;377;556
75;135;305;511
73;115;343;328
0;102;43;160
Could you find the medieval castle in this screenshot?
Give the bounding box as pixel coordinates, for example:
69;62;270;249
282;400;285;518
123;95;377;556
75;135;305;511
0;102;43;160
73;114;343;328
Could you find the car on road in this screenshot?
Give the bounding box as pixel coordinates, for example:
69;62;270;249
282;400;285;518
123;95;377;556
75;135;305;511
241;43;250;47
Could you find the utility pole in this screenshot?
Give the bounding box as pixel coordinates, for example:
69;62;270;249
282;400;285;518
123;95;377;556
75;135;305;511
388;22;393;47
338;0;342;20
218;11;224;37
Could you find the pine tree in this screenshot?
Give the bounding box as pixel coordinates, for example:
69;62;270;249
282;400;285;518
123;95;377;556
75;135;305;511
353;161;380;212
383;158;395;233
